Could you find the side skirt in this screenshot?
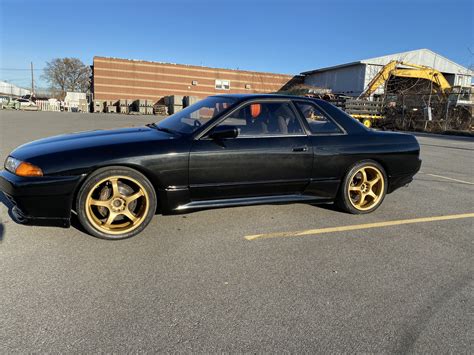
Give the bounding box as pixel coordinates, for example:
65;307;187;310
175;194;333;212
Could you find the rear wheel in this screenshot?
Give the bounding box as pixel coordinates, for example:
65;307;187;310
76;167;156;239
337;160;387;214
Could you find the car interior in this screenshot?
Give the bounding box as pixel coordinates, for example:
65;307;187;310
222;102;304;136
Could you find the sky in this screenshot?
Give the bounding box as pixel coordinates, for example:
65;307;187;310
0;0;473;88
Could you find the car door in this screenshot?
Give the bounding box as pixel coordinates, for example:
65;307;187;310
188;100;313;200
293;100;348;199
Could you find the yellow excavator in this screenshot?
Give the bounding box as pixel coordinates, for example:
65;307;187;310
347;60;472;128
358;60;452;99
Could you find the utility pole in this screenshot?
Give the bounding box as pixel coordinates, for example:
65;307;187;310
30;62;35;97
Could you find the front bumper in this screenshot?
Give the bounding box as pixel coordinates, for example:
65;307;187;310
0;170;84;227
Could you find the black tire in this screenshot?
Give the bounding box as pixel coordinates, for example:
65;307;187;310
336;160;387;214
76;166;157;240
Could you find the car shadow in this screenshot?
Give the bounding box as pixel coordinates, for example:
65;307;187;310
69;213;89;235
0;191;15;223
310;202;341;213
0;192;15;242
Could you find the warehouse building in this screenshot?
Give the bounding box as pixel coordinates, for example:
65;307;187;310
92;56;295;102
301;49;473;97
0;81;31;97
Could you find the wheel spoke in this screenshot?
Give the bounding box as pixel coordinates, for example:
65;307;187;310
89;198;110;208
358;193;367;207
109;178;119;197
350;185;361;192
368;175;381;185
360;168;368;183
125;190;144;203
104;211;118;227
367;190;377;200
122;209;138;223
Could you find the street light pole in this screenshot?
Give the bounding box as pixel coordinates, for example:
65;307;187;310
31;62;35;97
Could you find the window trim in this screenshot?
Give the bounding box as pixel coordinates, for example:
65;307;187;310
292;100;348;136
215;79;231;90
195;98;308;140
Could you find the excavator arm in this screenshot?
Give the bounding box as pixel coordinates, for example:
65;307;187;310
359;60;452;98
390;68;452;93
359;61;399;98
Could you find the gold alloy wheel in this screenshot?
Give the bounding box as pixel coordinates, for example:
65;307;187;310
347;166;384;211
85;176;149;235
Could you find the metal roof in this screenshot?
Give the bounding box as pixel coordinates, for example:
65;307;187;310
301;49;473;76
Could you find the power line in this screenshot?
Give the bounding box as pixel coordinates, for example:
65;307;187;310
0;68;45;71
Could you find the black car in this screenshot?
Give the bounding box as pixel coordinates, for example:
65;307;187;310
0;94;421;239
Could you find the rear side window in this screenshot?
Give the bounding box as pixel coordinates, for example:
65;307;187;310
295;102;343;134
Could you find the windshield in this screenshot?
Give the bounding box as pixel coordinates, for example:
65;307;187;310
156;96;237;134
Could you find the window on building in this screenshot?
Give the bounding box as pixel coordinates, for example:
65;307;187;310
294;101;343;134
215;79;230;90
217;101;304;136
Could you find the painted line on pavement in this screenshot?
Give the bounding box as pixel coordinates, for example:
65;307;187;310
426;174;474;185
244;213;474;241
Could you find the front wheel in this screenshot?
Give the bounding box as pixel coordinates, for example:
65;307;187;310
337;161;387;214
76;167;157;239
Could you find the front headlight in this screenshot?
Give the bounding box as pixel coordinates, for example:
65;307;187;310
5;156;43;177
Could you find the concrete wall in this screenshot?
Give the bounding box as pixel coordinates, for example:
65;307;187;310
93;57;294;102
303;64;366;96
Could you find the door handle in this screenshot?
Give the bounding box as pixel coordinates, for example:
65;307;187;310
292;146;308;152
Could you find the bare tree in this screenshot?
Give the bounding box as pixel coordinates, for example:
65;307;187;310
43;58;91;99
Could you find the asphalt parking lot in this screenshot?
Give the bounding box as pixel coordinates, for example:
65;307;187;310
0;110;473;352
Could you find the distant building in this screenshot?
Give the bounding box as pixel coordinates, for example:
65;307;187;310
0;81;31;97
301;49;473;97
92;56;295;102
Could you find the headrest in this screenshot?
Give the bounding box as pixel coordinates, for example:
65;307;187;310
216;102;229;112
250;104;261;118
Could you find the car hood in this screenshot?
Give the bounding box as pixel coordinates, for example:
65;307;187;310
10;126;176;162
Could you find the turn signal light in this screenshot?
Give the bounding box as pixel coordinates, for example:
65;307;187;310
15;162;43;177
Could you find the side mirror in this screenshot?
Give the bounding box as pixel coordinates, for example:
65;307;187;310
208;125;238;140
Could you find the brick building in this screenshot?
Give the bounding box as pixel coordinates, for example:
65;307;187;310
92;56;296;102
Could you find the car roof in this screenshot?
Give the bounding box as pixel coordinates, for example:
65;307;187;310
213;93;315;101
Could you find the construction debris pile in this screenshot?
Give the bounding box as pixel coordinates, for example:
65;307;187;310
380;78;473;132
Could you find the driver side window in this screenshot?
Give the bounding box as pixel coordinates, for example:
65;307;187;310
218;101;304;136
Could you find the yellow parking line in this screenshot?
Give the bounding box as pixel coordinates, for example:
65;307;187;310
426;174;474;185
244;213;474;241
